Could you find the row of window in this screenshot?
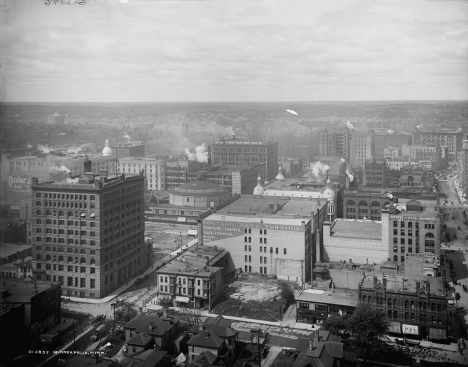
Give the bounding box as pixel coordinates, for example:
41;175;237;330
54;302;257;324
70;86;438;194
36;255;96;264
37;219;95;227
244;245;287;255
362;296;446;312
36;237;96;245
244;228;268;235
36;263;96;274
37;193;95;200
36;245;95;254
393;221;420;228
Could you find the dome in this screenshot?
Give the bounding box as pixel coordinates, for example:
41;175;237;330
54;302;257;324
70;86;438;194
322;179;336;200
253;175;264;196
275;165;285;180
102;139;113;157
170;180;231;196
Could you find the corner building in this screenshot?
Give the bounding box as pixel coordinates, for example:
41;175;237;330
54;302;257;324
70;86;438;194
30;171;152;298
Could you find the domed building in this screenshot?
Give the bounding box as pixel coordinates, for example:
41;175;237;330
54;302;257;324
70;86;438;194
322;179;337;221
102;139;113;157
275;165;285;180
169;180;231;208
253;175;264;196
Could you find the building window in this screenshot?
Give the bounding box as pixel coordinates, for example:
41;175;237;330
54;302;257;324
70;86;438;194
284;248;287;255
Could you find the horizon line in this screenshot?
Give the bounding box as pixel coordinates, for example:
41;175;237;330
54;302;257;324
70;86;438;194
1;99;468;104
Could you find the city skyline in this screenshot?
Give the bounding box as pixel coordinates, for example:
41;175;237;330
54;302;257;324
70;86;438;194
1;0;467;102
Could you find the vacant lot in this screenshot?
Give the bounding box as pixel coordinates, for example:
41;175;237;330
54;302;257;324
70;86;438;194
212;273;299;322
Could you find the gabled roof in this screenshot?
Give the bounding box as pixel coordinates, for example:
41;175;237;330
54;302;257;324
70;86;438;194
193;351;219;365
135;318;172;336
187;330;224;349
132;350;168;367
190;323;238;338
124;315;159;330
204;315;233;327
127;332;153;347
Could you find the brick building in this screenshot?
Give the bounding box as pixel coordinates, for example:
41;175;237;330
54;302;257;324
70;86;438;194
296;289;358;325
350;130;375;169
30;171;152;298
211;137;278;182
375;133;412;158
358;275;449;340
201;195;328;285
411;130;463;162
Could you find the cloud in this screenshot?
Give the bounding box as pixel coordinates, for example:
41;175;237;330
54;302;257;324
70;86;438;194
1;0;467;101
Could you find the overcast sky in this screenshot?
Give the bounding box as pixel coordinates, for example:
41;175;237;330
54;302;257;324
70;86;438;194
1;0;467;102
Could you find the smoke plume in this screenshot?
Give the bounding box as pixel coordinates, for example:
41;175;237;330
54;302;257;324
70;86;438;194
38;145;51;153
387;130;394;134
346;170;354;183
345;121;355;130
50;165;71;174
340;158;346;163
185;143;208;163
310;161;330;182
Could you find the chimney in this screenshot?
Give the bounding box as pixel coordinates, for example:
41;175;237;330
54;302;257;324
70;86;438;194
426;281;430;293
416;281;420;291
207;146;212;171
197;219;203;246
383;277;387;289
373;276;377;287
199;324;203;332
149;322;153;331
331;281;335;293
345;175;350;189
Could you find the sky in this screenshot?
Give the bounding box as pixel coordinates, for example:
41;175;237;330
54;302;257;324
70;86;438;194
1;0;468;102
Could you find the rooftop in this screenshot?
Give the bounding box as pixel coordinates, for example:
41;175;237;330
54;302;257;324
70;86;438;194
191;163;259;174
296;289;358;307
123;315;160;330
0;243;32;259
157;258;221;277
32;172;144;191
329;219;382;240
213;138;275;146
170;180;231;196
205;213;311;227
187;330;225;349
55;356;116;367
217;195;326;218
360;274;446;296
0;279;60;303
181;244;229;267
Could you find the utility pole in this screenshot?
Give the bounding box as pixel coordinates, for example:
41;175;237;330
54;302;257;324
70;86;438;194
73;320;76;351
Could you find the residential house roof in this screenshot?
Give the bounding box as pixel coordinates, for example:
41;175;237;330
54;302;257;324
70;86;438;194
124;315;160;331
187;330;225;349
192;351;219;366
127;332;153;347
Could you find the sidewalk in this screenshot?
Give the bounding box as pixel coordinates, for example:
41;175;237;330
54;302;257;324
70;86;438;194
66;238;198;304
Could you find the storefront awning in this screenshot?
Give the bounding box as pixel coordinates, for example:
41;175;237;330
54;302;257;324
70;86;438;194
177;217;187;223
389;321;401;334
175;296;190;303
429;328;447;340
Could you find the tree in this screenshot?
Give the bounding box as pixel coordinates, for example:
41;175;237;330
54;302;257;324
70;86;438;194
180;306;203;327
158;295;173;311
114;300;138;324
322;303;389;362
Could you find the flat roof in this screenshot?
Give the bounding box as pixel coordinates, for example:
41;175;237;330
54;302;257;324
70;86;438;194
329;219;382;240
157;258;221;277
0;243;32;258
217;195;290;214
206;213;310;226
0;279;60;302
181;245;229;266
297;289;358;307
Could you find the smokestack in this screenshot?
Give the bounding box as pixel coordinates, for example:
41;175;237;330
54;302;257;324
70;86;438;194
208;146;212;171
345;175;350;189
383;277;387;289
416;281;420;291
373;276;377;287
426;281;430;293
197;219;203;246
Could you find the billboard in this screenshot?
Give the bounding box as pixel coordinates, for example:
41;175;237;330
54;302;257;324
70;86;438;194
8;175;31;193
402;324;419;335
203;219;303;242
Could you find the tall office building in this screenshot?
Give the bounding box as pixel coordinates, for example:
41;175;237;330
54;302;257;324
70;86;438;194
30;170;152;298
211;137;278;182
318;128;350;159
349;130;375;169
374;133;411;158
411;130;463;162
460;136;468;189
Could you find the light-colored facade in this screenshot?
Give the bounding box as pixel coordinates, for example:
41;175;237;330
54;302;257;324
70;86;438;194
117;157;165;191
375;133;411;158
350;130;375;169
411;130;463;161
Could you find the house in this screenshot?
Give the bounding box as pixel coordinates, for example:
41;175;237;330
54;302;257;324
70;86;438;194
189;323;238;352
120;350;169;367
123;314;182;355
187;330;231;365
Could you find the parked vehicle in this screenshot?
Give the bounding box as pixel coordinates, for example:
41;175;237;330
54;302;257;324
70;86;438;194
91;324;106;342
